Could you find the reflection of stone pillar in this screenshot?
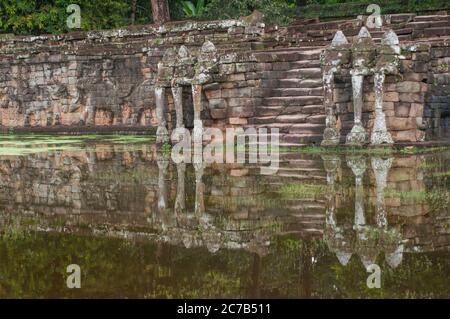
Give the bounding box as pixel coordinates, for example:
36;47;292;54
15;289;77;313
371;72;393;144
194;162;205;216
157;154;169;211
175;162;186;214
371;157;393;229
192;84;203;144
155;86;169;144
347;157;367;228
322;155;340;227
322;155;353;266
171;85;184;129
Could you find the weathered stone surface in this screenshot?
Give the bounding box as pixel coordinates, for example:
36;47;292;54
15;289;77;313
396;81;421;93
0;13;447;147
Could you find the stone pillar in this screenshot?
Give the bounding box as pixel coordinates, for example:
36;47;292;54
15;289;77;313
321;31;349;146
171;85;184;129
371;30;400;145
192;84;203;144
371;72;394;144
346;74;367;145
346;27;374;146
322;71;340;146
155;86;169;144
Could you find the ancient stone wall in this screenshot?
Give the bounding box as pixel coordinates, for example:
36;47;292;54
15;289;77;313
0;13;449;144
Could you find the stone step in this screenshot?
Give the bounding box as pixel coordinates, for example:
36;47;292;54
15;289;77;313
277;114;310;123
295;19;363;32
255;106;284;117
278;78;323;88
252;123;295;133
263;96;323;106
389;13;416;24
302;104;324;114
414;15;450;22
423;27;450;38
251;114;310;125
291;60;321;68
253;49;322;63
271;87;323;97
289;123;325;134
281;133;324;145
284;67;322;79
308;114;326;124
295;39;331;47
405;20;450;30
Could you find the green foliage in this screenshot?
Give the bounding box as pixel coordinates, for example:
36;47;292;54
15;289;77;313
0;0;130;35
179;0;206;18
0;0;448;35
203;0;297;26
279;183;328;199
162;142;172;156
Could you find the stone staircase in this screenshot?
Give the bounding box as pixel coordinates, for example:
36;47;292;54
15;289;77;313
250;48;326;146
245;13;450;147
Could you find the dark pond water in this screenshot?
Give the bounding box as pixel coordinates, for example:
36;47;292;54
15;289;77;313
0;135;448;298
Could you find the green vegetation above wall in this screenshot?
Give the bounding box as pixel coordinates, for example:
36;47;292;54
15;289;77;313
0;0;448;35
202;0;297;26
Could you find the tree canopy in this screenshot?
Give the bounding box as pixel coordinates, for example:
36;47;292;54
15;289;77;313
0;0;448;35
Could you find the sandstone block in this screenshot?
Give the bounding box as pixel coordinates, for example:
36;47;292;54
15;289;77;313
399;93;424;103
395;103;411;117
229;117;248;125
397;81;421;93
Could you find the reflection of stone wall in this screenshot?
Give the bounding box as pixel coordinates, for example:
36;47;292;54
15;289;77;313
0;14;449;144
0;150;447;260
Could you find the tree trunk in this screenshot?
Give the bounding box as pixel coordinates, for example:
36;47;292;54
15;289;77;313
151;0;170;25
131;0;137;25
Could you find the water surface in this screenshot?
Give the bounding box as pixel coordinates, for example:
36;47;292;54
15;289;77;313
0;135;448;298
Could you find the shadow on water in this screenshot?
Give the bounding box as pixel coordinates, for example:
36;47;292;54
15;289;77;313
0;135;448;298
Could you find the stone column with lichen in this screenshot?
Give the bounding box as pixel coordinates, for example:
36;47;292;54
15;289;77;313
346;27;376;146
155;48;176;145
321;31;350;146
192;41;219;146
171;45;196;133
371;30;400;145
